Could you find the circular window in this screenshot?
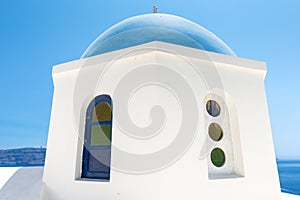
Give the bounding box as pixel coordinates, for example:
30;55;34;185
206;100;221;117
208;123;223;141
211;148;225;167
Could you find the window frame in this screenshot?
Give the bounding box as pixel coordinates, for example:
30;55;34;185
81;94;113;181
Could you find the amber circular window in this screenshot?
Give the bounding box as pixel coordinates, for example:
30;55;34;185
208;123;223;141
206;100;221;117
211;148;226;167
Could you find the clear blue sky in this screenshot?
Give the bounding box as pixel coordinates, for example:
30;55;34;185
0;1;299;158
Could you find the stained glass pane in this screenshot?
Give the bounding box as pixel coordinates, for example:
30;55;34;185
92;102;112;122
88;149;111;172
208;123;223;141
211;148;226;167
90;125;111;146
206;100;221;117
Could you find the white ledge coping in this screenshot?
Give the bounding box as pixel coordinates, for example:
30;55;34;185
52;41;266;75
282;192;300;200
0;167;20;190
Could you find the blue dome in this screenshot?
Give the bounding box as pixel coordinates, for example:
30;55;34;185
81;14;236;58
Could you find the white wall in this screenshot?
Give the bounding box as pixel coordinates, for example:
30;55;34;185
43;42;281;200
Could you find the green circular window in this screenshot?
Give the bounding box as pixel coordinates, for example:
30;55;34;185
211;148;225;167
206;100;221;117
208;123;223;141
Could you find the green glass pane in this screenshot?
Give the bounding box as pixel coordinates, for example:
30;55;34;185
211;148;225;167
90;125;111;146
92;102;112;122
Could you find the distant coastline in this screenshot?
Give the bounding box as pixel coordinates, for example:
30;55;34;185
0;147;46;167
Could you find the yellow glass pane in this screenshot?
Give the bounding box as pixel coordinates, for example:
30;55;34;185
208;123;223;141
90;125;111;146
92;102;112;122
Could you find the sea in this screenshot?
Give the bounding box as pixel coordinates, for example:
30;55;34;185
277;159;300;195
0;148;299;195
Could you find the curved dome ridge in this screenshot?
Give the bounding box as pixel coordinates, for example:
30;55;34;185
81;13;236;58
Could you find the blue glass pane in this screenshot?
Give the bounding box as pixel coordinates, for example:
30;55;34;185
88;149;111;173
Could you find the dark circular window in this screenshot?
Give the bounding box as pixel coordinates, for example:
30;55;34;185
211;148;226;167
208;123;223;141
206;100;221;117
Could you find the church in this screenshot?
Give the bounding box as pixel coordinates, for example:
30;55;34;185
42;12;281;199
1;12;283;200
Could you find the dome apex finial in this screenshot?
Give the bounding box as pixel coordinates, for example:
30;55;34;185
153;6;158;13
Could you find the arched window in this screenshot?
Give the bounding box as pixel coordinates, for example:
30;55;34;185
81;95;112;180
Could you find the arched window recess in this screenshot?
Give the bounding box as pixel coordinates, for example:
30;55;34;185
81;94;113;181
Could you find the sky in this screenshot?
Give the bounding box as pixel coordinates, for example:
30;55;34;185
0;0;299;158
